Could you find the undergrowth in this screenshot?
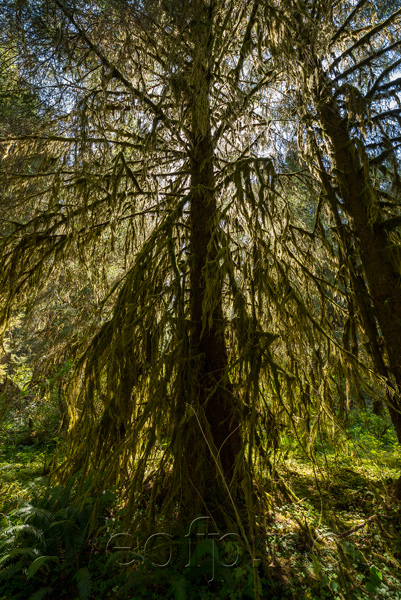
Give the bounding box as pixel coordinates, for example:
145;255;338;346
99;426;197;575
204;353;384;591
0;408;400;600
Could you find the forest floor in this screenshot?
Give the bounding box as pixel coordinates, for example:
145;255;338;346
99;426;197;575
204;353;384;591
0;413;400;600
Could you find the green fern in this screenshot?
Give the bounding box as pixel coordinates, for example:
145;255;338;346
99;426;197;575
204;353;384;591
169;576;187;600
0;547;38;568
28;587;54;600
0;476;115;598
26;556;61;580
75;567;91;600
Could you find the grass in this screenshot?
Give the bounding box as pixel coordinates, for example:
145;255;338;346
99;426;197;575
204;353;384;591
0;433;53;514
263;428;401;600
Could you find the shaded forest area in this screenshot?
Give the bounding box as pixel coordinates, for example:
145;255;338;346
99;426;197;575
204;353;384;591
1;0;401;598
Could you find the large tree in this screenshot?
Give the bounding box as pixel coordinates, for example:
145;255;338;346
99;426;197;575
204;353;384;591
2;0;394;528
0;0;279;524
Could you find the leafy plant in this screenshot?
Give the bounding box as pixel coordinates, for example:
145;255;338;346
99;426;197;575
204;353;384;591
0;475;114;600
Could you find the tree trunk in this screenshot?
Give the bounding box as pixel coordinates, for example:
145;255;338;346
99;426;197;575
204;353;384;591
183;12;243;514
288;10;401;449
314;80;401;447
188;113;242;482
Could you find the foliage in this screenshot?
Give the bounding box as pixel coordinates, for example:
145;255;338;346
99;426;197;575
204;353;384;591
261;0;401;444
0;475;115;600
1;421;401;600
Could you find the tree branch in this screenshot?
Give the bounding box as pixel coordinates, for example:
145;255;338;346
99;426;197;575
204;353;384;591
329;0;369;47
330;7;401;72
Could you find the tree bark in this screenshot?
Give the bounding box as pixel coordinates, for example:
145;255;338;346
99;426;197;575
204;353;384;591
315;81;401;447
287;10;401;449
184;11;243;510
188;112;242;483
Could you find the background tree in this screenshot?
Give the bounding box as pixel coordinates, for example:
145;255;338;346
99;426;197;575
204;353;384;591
260;0;401;464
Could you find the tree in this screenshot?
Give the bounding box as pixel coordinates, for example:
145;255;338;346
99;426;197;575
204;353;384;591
0;0;277;524
260;0;401;462
2;0;394;530
0;0;331;521
0;27;47;421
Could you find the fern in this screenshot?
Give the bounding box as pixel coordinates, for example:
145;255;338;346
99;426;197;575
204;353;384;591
75;567;91;600
12;502;53;524
26;556;61;580
0;547;38;569
169;576;187;600
1;524;44;544
0;476;114;597
0;556;26;580
28;588;54;600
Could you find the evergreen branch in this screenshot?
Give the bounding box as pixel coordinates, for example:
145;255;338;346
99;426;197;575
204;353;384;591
366;59;401;98
376;216;401;232
53;0;181;143
231;0;260;85
329;0;370;47
330;6;401;72
370;76;401;98
334;39;401;82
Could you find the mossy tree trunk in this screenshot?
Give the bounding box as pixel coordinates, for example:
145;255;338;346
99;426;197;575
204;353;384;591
184;11;243;513
280;7;401;448
315;91;401;446
264;1;401;497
